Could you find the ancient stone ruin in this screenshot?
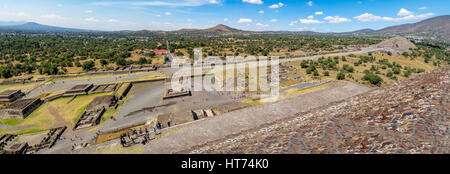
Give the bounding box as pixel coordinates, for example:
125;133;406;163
73;95;118;130
63;84;94;97
0;90;25;103
0;98;43;119
163;88;191;100
0;127;66;154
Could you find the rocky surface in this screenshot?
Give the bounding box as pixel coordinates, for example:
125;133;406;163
375;36;417;56
189;66;449;154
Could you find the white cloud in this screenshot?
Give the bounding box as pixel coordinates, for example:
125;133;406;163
56;4;63;7
224;18;229;21
165;12;172;16
419;6;427;10
270;19;278;22
40;14;69;20
243;0;263;4
238;18;252;23
208;0;220;4
299;18;323;24
85;17;100;22
255;23;269;27
94;0;222;7
156;14;162;17
315;11;323;15
354;9;435;22
307;1;313;7
259;10;264;14
398;8;413;16
108;19;119;23
269;2;284;9
289;20;298;26
85;10;93;14
323;16;351;23
307;15;314;19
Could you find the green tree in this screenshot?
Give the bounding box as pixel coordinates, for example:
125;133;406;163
82;61;95;71
336;72;345;80
363;73;383;85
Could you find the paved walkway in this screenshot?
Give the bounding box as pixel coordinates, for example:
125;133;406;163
142;82;371;154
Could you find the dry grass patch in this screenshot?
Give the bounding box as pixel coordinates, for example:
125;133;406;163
0;104;56;135
49;92;113;127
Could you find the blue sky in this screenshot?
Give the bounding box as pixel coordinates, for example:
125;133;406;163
0;0;448;32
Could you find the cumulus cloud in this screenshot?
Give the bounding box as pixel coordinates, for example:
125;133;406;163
289;20;298;26
324;16;351;23
108;19;119;23
269;2;284;9
39;14;72;21
259;10;264;14
315;11;323;15
397;8;413;16
243;0;263;4
94;0;222;7
255;23;269;27
270;19;278;22
354;8;434;22
299;18;323;24
419;6;427;10
307;1;313;7
85;10;93;14
85;17;100;22
164;12;172;15
238;18;252;23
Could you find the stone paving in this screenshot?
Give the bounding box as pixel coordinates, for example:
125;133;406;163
188;66;449;154
140;81;370;154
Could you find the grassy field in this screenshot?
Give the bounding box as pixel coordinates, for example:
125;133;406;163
100;104;123;124
49;92;113;127
240;81;337;106
283;52;440;87
0;104;57;135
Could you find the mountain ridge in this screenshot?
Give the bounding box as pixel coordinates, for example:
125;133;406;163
0;15;448;41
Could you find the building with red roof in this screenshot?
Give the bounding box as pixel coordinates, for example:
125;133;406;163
153;49;168;55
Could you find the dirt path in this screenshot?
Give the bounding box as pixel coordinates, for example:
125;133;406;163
45;102;74;135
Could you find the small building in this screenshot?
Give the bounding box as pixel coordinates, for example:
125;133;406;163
1;142;28;154
74;95;118;130
86;95;118;111
0;90;25;103
163;88;191;100
153;49;168;55
63;84;94;97
0;98;43;119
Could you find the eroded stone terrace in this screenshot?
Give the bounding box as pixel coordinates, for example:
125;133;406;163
190;66;449;154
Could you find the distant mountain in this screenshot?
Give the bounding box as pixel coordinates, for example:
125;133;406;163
343;15;450;41
174;24;244;33
341;28;375;35
0;16;448;42
0;22;88;32
374;15;450;41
